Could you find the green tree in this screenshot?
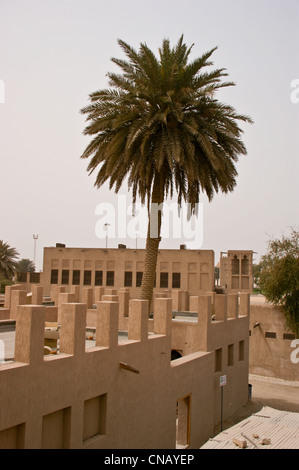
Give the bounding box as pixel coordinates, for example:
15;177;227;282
80;36;252;308
259;228;299;336
16;258;36;273
0;240;19;280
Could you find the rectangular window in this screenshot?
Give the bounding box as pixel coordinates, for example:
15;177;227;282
84;270;92;286
124;271;132;287
50;269;58;284
172;272;181;288
239;340;245;361
61;270;69;285
265;332;276;339
228;344;234;366
136;271;143;287
95;271;103;286
72;270;80;285
106;271;114;286
160;272;168;288
283;333;296;340
215;348;222;372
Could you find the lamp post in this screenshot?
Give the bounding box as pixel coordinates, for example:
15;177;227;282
104;223;110;249
33;234;38;269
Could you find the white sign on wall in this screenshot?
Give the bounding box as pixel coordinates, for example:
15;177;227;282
220;375;227;387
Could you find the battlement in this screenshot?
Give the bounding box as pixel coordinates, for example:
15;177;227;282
0;284;250;449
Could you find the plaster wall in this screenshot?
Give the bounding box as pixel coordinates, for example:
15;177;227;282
0;284;250;449
0;298;217;449
249;304;298;381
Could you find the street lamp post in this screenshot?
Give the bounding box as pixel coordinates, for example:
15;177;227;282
104;223;110;249
33;234;38;269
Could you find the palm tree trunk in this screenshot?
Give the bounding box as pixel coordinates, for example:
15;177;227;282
139;174;163;311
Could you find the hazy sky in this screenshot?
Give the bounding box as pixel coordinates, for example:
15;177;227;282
0;0;298;271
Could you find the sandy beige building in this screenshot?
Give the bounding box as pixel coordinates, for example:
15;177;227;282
249;301;298;382
0;282;250;449
219;250;253;293
32;245;216;300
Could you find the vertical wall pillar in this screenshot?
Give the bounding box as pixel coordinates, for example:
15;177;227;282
82;287;94;309
153;298;172;336
171;290;181;311
96;301;119;349
4;284;25;309
51;286;66;305
189;296;198;312
214;294;227;321
10;290;28;320
118;289;130;319
239;293;250;317
102;295;119;302
128;300;148;341
14;305;45;365
70;285;80;303
197;295;212;351
57;293;75;323
94;286;105;303
45;306;58;323
59;303;86;356
105;289;117;296
32;285;43;305
182;290;189;311
227;293;238;319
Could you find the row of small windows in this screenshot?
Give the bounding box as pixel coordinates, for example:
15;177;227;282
50;269;181;289
249;330;296;340
215;341;245;372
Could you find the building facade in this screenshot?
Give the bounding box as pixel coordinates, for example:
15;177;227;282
41;245;215;300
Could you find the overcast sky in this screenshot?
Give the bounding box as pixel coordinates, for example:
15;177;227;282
0;0;298;271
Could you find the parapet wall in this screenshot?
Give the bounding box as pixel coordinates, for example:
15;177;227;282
0;285;250;449
171;292;250;422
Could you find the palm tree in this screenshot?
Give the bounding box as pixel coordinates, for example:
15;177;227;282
80;36;253;309
0;240;19;279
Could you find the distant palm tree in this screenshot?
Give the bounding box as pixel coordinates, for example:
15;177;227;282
80;36;252;308
16;258;36;273
0;240;19;279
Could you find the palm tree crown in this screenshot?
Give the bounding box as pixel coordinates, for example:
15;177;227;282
80;36;253;307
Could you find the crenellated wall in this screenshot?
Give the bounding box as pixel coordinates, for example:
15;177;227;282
0;285;250;449
170;293;250;422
